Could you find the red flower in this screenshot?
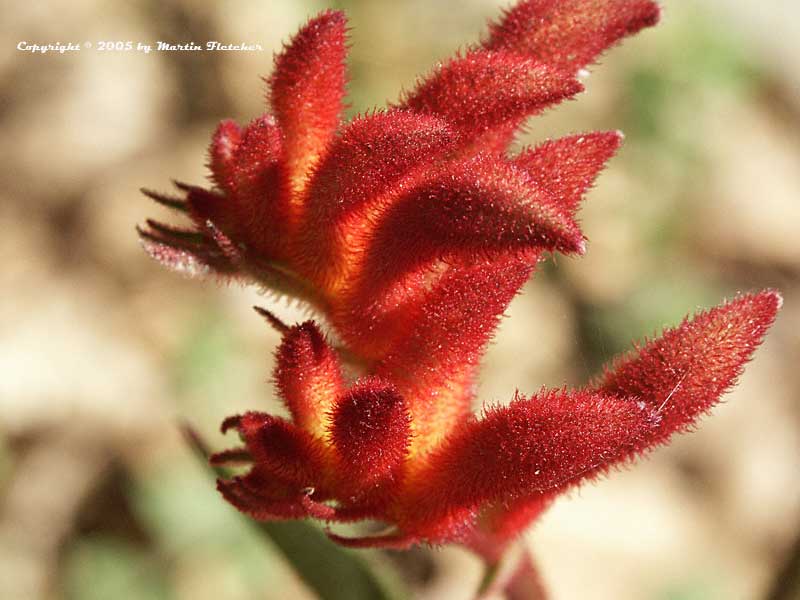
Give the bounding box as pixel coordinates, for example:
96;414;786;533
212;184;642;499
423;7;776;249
214;291;780;550
139;0;781;563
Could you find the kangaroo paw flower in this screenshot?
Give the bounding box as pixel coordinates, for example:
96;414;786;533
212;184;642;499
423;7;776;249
138;1;782;578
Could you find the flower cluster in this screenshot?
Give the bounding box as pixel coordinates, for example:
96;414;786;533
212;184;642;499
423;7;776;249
140;0;781;563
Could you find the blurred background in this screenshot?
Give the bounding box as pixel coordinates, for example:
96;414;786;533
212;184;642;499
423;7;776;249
2;1;799;598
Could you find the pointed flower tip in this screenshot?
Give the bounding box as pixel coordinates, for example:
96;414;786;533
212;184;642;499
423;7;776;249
137;231;212;278
274;320;344;434
568;77;585;95
270;6;348;192
139;187;187;211
596;289;782;450
727;288;782;325
763;288;783;311
253;305;290;334
485;0;663;73
643;1;663;27
319;8;347;24
514;130;627;216
401;50;584;147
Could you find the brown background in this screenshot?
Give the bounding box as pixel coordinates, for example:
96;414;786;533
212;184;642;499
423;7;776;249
2;1;799;598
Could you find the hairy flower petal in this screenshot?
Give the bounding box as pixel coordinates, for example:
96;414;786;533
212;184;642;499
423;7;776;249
472;291;783;549
514;131;623;213
400;50;581;149
232;412;329;490
594;290;782;450
484;0;661;73
138;234;215;277
139;187;187;213
274;322;344;438
207;119;243;193
299;110;457;288
374;256;535;456
328;154;581;362
329;378;411;490
217;467;312;521
361;155;584;288
269;9;348;198
137;220;234;277
401;390;657;542
224;116;285;257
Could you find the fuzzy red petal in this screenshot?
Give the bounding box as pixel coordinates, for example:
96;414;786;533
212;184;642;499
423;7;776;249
401;390;657;542
514;131;623;214
224;116;285;257
359;155;583;295
298;110;457;288
594;290;782;450
329;378;411;492
474;293;781;547
217;465;336;521
274;322;344;438
400;50;581;149
234;412;329;490
327;153;582;362
137;221;234;277
207;119;242;193
484;0;661;73
269;10;348;197
138;235;213;278
374;256;535;456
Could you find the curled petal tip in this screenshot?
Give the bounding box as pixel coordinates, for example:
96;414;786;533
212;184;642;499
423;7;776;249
220;415;242;434
253;305;290;334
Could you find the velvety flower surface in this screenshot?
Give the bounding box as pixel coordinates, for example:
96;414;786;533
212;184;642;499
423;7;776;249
140;0;781;566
